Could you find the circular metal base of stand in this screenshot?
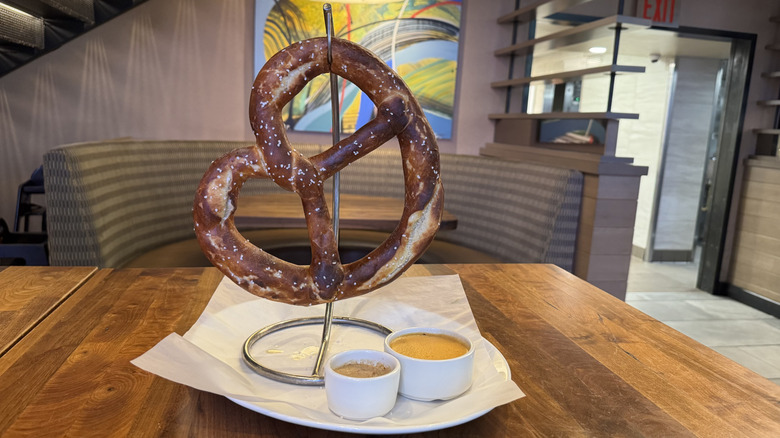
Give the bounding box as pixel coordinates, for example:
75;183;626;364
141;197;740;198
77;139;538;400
243;317;392;386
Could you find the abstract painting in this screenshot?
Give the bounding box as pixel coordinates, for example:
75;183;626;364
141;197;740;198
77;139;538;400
254;0;461;139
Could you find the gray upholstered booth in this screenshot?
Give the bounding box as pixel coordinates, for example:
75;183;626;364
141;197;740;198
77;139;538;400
43;140;583;271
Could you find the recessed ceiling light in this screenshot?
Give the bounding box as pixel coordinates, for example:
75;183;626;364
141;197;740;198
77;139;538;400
589;46;608;54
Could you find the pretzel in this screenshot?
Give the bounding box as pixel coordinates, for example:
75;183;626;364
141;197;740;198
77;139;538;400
193;37;443;306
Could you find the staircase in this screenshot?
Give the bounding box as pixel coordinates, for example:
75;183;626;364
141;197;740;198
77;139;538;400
0;0;147;77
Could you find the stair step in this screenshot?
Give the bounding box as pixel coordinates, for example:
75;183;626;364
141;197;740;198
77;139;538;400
0;0;147;77
495;15;651;57
492;65;645;88
0;3;45;49
489;111;639;120
2;0;94;24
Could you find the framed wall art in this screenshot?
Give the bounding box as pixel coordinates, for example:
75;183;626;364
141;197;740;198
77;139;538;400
254;0;461;139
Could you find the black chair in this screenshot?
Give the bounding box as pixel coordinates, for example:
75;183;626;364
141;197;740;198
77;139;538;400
14;165;46;232
0;218;48;266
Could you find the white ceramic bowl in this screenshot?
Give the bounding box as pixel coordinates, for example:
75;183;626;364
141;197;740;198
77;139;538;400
384;327;475;401
324;349;401;420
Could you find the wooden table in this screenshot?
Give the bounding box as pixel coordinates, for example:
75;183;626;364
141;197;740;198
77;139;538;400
234;193;458;231
0;266;96;357
1;265;779;436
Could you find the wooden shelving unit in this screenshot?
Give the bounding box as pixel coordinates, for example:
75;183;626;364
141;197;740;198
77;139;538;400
753;15;780;156
482;0;650;299
482;142;643;175
487;2;649;151
728;15;780;311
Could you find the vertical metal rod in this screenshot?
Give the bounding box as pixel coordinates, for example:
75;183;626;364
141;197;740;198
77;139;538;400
312;3;339;377
607;0;625;112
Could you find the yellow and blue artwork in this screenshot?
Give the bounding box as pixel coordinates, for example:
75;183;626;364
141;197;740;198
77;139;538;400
254;0;461;139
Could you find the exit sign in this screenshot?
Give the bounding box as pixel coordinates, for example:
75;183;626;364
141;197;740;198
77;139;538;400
637;0;680;26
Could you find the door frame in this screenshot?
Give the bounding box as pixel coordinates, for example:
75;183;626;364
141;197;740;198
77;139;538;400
659;27;758;294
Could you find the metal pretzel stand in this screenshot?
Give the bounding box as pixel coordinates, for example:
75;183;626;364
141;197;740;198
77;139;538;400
242;4;391;386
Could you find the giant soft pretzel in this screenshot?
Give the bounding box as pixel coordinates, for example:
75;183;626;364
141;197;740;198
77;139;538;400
193;37;444;306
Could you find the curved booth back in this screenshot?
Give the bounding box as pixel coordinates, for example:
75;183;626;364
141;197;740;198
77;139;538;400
44;140;582;271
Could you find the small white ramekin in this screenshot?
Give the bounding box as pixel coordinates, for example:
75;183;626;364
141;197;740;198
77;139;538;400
384;327;475;401
324;349;401;420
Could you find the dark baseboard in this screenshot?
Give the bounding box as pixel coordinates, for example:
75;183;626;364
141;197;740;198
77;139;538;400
630;247;694;262
724;284;780;319
649;249;693;263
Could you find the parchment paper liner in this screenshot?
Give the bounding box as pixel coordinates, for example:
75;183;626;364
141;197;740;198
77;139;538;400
132;275;525;427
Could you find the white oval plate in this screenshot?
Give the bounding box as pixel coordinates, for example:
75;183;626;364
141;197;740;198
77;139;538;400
227;340;510;435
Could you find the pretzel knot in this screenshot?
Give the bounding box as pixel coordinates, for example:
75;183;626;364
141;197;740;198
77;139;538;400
193;37;444;306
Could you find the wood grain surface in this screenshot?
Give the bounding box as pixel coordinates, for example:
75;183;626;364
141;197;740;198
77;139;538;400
0;266;97;357
730;160;780;302
234;193;457;231
0;265;778;437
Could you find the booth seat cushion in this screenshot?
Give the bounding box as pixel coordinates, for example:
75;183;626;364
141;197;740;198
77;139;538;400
44;140;581;271
122;229;500;268
335;149;583;270
43;140;313;267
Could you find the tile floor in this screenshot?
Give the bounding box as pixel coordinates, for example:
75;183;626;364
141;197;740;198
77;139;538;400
625;256;780;386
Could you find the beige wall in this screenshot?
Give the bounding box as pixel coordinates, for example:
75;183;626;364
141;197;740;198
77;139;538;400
0;0;511;224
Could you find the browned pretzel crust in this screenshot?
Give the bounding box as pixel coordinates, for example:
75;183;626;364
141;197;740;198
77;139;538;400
193;37;443;305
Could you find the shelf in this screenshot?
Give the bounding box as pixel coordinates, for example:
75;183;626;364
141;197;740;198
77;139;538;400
762;71;780;79
481;143;648;176
757;100;780;107
495;15;652;57
754;129;780;135
489;111;639;120
766;44;780;51
746;156;780;171
491;65;646;88
771;16;780;24
497;0;592;24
